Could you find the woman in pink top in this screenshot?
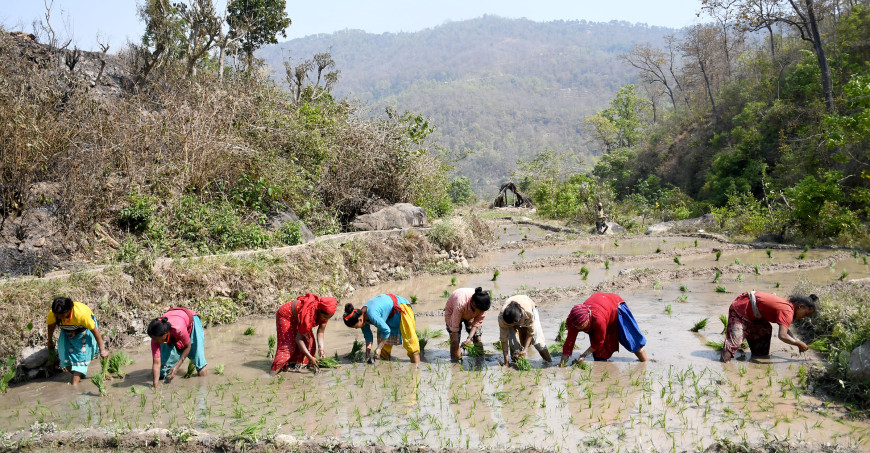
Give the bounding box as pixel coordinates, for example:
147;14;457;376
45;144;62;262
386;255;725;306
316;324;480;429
721;292;817;362
445;287;491;361
147;307;208;389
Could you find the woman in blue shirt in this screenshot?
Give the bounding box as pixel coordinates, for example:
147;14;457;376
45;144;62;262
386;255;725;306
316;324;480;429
343;294;421;363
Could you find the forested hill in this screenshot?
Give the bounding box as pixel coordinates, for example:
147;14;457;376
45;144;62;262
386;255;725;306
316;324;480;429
258;16;675;195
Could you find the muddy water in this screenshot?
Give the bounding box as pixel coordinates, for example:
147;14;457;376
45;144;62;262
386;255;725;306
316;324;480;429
3;225;870;451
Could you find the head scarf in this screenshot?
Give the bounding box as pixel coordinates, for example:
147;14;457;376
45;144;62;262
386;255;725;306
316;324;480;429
296;293;338;335
567;303;592;332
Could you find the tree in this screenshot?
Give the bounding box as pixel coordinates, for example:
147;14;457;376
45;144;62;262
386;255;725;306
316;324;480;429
284;51;340;103
622;44;679;110
176;0;222;76
134;0;186;82
681;25;723;122
227;0;291;68
584;85;647;152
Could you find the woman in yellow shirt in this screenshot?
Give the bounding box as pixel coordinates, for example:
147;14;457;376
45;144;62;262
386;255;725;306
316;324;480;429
46;297;109;386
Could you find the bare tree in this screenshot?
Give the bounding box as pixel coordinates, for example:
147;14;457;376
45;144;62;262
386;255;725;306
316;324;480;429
734;0;781;59
665;34;692;108
284;51;340;104
701;0;742;76
681;25;723;122
622;44;679;110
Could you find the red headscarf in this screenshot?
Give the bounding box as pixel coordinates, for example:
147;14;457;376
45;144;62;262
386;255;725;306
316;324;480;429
295;293;338;335
567;303;592;332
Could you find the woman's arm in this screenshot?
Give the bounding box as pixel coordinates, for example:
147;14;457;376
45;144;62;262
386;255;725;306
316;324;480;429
166;343;192;381
295;332;318;364
46;323;56;351
518;327;534;357
152;356;161;389
316;323;327;359
89;328;109;358
778;324;808;352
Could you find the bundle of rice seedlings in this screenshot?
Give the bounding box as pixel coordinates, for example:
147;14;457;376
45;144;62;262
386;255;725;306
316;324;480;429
106;351;133;378
346;340;364;363
462;343;485;358
317;357;340;368
719;314;728;334
690;318;709;332
514;357;532;371
706;341;724;351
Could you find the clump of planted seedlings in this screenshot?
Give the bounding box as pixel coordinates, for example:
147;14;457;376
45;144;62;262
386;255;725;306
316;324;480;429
604;259;610;270
462;343;485;358
346;340;365;362
580;266;589;280
715;285;727;293
267;335;276;358
1;357;16;392
243;327;255;336
492;270;500;281
91;373;107;396
317;357;340;368
673;256;681;265
715;250;722;261
690;318;708;332
514;358;532;371
719;314;728;334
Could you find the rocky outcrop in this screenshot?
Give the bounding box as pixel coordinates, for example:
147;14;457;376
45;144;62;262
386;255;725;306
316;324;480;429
590;221;626;235
265;208;315;243
849;340;870;381
349;203;428;231
646;214;716;235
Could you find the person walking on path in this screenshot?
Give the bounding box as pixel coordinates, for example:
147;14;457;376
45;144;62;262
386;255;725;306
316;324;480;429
147;307;208;389
270;293;337;375
559;293;648;365
343;294;421;363
498;295;553;366
445;287;491;361
46;296;109;386
721;291;816;362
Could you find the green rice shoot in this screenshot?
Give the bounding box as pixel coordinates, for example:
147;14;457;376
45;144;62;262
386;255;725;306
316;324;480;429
515;357;532;371
690;318;709;332
317;357;340;368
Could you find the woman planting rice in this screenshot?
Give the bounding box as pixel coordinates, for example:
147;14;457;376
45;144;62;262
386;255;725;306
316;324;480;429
499;295;553;366
147;307;207;389
445;287;491;361
343;294;420;363
270;293;337;375
46;297;109;386
721;291;816;362
559;293;648;365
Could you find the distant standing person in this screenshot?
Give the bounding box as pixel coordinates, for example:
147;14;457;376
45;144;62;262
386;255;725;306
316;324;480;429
147;307;208;389
270;293;337;375
46;297;109;386
343;294;421;363
498;295;553;366
596;202;609;234
559;293;648;365
721;291;817;362
445;287;491;361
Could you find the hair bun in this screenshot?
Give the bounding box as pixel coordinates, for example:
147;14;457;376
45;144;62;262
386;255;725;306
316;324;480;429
810;294;819;302
161;317;169;322
475;287;483;293
344;303;355;315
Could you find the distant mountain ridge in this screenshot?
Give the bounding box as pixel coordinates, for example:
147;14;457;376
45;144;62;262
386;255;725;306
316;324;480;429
259;16;674;195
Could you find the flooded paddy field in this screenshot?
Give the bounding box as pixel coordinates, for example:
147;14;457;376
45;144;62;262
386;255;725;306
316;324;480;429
2;220;869;452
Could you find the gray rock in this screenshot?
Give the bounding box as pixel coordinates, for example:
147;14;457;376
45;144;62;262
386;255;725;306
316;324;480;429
20;347;50;370
849;340;870;381
646;213;717;235
349;203;429;231
266;208;315;243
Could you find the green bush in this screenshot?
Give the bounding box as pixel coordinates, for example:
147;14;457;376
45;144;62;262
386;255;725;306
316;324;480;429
117;191;158;234
448;176;476;205
277;221;302;246
787;171;860;240
170;195;273;254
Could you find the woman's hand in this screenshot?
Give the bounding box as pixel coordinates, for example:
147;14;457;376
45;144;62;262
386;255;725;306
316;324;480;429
516;348;527;359
797;341;809;353
317;349;326;359
99;347;109;359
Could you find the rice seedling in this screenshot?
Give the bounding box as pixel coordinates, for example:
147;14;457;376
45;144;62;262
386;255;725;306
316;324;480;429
736;273;743;282
864;256;868;265
676;294;688;303
317;357;340;368
706;341;724;351
492;270;500;281
514;358;532;371
462;343;485;358
839;270;849;281
604;260;610;270
346;340;365;362
518;249;525;256
91;373;107;396
680;285;687;292
442;290;450;298
766;249;772;258
754;264;760;275
798;252;806;260
555;320;567;342
734;258;741;265
804;245;810;253
807;338;829;351
493;341;502;351
215;364;225;375
715;250;722;261
451;276;457;286
416;328;444;355
656;247;662;253
673;256;681;265
410;295;418;304
104;351;133;378
653;280;661;289
713;270;721;283
690;318;709;332
267;335;276;358
580;266;589;280
715;285;727;293
0;357;16;393
614;239;619;247
665;304;672;315
694;239;698;247
183;360;196;378
243;327;255;336
719;314;728;334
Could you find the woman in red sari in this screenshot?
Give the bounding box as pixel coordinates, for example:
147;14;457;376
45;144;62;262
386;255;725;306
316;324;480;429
721;291;817;362
270;293;337;375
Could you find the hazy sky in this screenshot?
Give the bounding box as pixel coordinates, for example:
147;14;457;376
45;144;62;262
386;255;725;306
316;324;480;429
2;1;704;51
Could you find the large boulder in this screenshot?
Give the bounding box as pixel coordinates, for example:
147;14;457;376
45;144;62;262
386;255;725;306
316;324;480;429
849;340;870;381
20;346;50;370
265;208;315;243
350;203;429;231
646;213;716;235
